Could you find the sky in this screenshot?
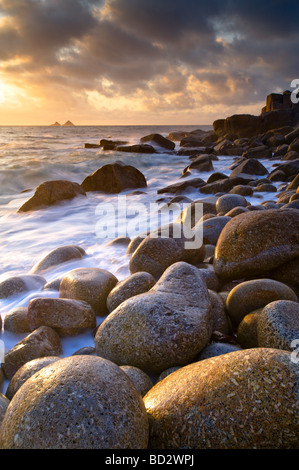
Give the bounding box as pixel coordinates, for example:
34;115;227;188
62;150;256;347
0;0;298;126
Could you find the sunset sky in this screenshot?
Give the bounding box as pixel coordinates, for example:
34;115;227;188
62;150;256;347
0;0;298;126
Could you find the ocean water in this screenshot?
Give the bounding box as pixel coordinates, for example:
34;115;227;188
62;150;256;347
0;124;282;385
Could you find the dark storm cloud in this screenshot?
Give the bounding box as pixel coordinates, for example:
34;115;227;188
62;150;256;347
0;0;298;109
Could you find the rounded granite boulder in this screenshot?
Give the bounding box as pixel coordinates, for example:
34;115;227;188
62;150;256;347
226;279;298;326
0;356;149;449
5;356;60;400
59;267;118;316
120;366;153;397
128;224;206;279
31;245;86;274
144;348;299;449
216;194;248;214
213;209;299;280
257;300;299;351
106;272;156;312
27;297;96;336
95;262;212;374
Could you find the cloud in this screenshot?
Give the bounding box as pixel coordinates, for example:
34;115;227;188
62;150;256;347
0;0;298;123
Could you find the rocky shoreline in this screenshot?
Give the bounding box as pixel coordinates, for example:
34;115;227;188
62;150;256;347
0;91;299;449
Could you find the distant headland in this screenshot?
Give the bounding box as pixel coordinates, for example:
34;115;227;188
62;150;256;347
50;121;75;126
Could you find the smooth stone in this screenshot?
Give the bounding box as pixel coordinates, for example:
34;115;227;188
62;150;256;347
255;183;277;192
157;367;181;382
144;348;299;449
176;198;217;228
72;346;97;356
128;224;206;279
105;236;131;247
226;279;298;326
208;290;230;335
242;145;273;159
225;206;249;217
120;366;153;397
107;272;156;312
0;356;149;449
257;300;299;351
95;262;212;374
214;209;299;280
4;307;29;334
81;162;147;193
18;180;86;212
140;133;175;150
229;185;253;196
157;178;205;195
237;310;261;348
269;256;299;287
43;278;61;291
0;274;46;299
216;194;248;214
31;245;86;274
2;326;62;380
59;268;118;316
230;158;268;177
200;216;231;245
198;268;220;291
5;356;60;400
0;394;9;428
115;144;156;153
196;342;242;360
27;297;96;336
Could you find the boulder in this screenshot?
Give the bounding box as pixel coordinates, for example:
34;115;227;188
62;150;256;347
182;155;214;175
213;110;294;139
200;216;231;245
120;366;153;397
115;144;156;153
229;185;253;197
0;356;149;449
27;297;96;336
176;198;217;228
18;180;86;212
94;262;212;374
0;394;9;428
31;245;86;274
257;300;299;351
206;172;228;184
230;158;268;177
107;272;156;312
5;356;60;400
226;279;298;326
157;177;205;195
140;133;175;150
144;348;299;448
208;290;230;335
237;310;260;348
213;209;299;280
2;326;62;380
128;224;206;279
216;194;248;214
81;162;147;193
242;145;272;160
4;307;29;334
0;274;46;299
199;175;254;195
268;256;299;288
196;342;242;361
59;268;118;316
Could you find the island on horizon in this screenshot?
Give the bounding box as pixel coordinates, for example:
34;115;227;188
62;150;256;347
50;121;75;126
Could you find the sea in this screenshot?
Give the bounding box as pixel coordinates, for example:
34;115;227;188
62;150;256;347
0;124;281;388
